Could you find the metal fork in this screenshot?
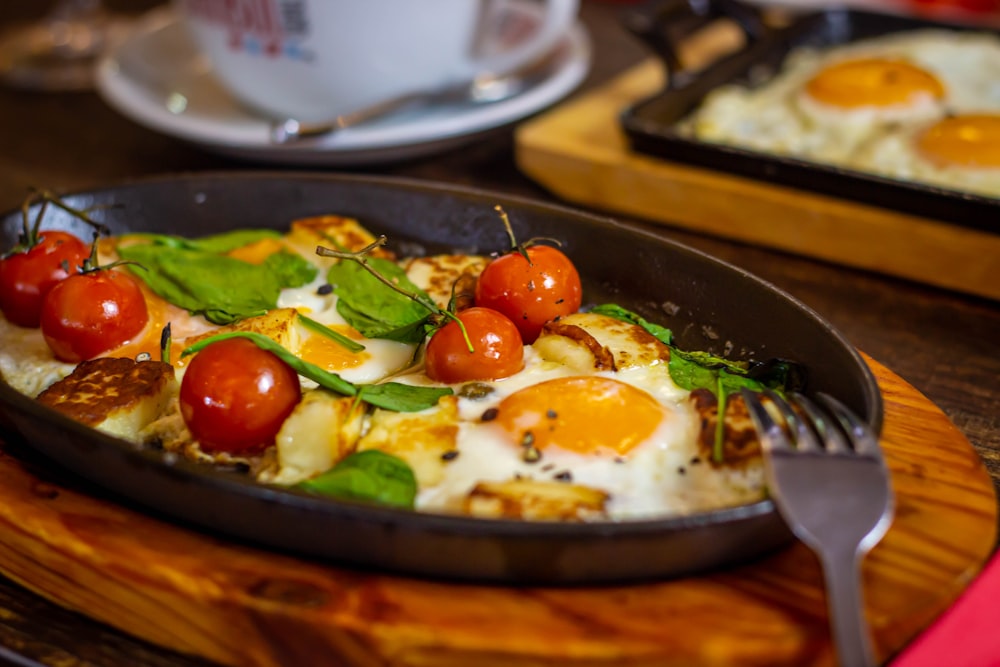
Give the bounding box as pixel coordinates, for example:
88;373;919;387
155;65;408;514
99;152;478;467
740;388;895;667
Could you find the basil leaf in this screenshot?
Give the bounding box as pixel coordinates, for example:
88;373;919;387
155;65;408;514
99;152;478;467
327;258;433;343
180;332;357;397
358;382;453;412
119;244;317;324
124;229;282;253
295;450;417;509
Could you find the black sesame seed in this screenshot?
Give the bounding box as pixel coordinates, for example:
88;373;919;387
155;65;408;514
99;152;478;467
554;470;573;482
481;407;499;422
316;283;333;295
546;409;558;419
690;456;702;465
677;466;687;475
441;450;459;461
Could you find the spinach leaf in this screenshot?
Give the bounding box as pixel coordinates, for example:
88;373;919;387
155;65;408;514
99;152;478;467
124;229;282;253
119;243;316;324
295;450;417;509
327;258;434;343
180;332;452;412
358;382;453;413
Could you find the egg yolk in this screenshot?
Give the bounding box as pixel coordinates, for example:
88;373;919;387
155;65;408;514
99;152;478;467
298;328;370;371
804;58;945;109
494;376;665;457
916;114;1000;168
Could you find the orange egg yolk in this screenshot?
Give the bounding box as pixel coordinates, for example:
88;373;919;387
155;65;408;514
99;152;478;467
804;58;945;109
494;376;665;457
916;114;1000;168
298;327;371;371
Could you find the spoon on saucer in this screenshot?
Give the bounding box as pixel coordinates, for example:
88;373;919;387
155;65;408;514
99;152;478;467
269;46;566;145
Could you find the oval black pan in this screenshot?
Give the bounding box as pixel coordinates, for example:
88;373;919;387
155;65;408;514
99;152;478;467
0;172;882;585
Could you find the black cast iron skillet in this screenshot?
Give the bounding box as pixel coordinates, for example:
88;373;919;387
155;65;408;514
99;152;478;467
620;0;1000;233
0;172;882;585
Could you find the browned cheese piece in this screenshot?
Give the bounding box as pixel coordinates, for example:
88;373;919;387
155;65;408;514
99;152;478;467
533;312;671;373
401;254;488;311
36;357;177;442
464;478;609;521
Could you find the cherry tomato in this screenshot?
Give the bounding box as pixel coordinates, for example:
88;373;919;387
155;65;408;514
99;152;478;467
40;268;149;363
474;245;582;343
179;337;301;455
425;307;524;384
0;231;89;327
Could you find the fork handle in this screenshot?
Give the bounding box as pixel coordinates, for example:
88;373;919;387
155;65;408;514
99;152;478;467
820;547;878;667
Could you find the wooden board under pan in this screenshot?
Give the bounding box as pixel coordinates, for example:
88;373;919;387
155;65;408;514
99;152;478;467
0;355;993;666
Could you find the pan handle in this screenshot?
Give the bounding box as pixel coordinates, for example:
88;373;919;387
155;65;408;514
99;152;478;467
622;0;769;89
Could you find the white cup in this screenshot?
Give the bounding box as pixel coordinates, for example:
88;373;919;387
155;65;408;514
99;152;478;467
173;0;579;123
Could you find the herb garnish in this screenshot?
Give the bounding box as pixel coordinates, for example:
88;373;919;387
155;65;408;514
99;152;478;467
295;450;417;509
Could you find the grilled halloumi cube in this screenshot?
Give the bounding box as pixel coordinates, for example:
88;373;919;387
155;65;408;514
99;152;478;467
286;215;396;268
356;394;459;488
263;389;366;485
401;254;488;310
463;478;609;521
533;312;672;373
36;357;177;443
181;307;301;354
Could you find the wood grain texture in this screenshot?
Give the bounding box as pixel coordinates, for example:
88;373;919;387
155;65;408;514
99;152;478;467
513;59;1000;302
0;357;992;667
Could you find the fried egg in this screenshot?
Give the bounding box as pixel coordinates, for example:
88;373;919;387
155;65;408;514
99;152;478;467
392;317;763;521
679;29;1000;196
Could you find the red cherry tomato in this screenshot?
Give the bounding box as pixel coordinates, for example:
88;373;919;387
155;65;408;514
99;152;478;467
179;337;301;456
474;245;582;343
0;231;89;327
425;307;525;384
40;268;149;363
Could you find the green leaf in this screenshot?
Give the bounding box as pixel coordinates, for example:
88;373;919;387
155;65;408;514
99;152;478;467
358;382;453;412
327;258;434;343
124;229;282;253
119;243;317;324
295;450;417;509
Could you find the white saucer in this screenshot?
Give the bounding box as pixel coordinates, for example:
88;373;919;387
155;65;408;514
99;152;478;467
95;4;591;166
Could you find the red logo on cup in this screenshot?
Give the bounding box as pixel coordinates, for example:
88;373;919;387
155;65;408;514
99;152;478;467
181;0;312;60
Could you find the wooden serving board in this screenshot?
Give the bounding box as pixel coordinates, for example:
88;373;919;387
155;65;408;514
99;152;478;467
514;58;1000;302
0;356;993;667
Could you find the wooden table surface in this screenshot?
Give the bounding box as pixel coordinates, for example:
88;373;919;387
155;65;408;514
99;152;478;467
0;1;997;666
